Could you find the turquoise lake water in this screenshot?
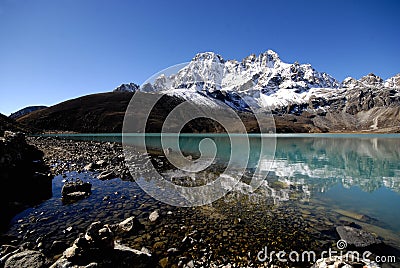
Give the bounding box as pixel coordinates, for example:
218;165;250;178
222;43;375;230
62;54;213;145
41;133;400;236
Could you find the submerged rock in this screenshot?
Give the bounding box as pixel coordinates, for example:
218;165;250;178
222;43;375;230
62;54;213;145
149;210;159;222
336;226;382;248
97;170;116;180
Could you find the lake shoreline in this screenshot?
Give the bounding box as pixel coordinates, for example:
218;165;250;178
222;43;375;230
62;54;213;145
27;136;132;180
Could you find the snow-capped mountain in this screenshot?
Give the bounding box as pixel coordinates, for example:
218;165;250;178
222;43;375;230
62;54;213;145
114;50;400;132
139;51;400;113
113;83;139;92
141;50;343;111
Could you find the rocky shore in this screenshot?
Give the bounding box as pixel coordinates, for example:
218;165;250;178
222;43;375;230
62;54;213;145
26;136;131;181
0;135;399;267
0;132;52;232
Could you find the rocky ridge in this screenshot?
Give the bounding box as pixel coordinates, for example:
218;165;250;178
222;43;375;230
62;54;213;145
9;106;47;120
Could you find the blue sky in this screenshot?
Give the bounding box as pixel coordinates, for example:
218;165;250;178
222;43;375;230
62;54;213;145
0;0;399;115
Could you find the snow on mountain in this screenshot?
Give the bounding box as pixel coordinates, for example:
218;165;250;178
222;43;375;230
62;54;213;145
135;51;400;118
140;50;341;111
341;77;359;89
384;73;400;88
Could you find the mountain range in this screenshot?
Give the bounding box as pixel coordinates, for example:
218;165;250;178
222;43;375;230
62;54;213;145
13;50;400;133
114;50;400;133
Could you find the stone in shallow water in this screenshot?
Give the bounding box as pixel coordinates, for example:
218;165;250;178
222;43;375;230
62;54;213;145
97;171;116;180
334;209;379;224
65;191;88;199
61;179;91;200
149;210;159;222
336;226;382;248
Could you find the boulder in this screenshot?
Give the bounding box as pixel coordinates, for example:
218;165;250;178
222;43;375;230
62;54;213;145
110;216;144;236
84;222;114;250
113;242;156;268
61;179;91;200
4;250;48;268
0;246;20;265
60;222;114;264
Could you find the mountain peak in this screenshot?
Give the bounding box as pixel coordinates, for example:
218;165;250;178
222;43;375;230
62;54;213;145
359;73;383;87
342;73;386;89
113;83;139;92
265;49;280;60
239;50;282;70
192;52;225;64
341;77;358;88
